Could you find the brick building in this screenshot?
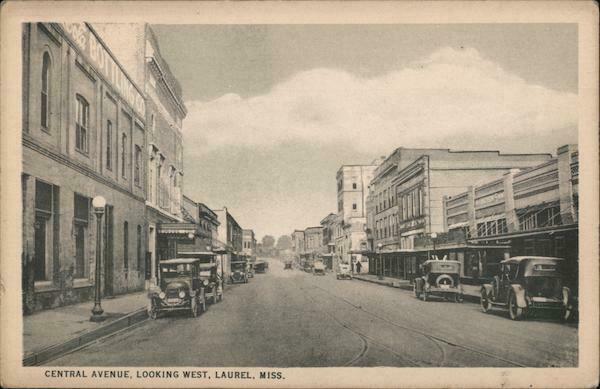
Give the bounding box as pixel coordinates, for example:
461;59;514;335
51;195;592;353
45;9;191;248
441;144;578;292
365;147;552;279
93;24;188;287
213;207;243;280
21;23;148;312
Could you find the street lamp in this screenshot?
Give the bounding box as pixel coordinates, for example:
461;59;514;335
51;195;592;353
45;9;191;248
90;196;106;322
431;232;438;259
377;243;383;280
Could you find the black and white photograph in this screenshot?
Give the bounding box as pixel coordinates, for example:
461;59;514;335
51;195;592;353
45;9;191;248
1;1;598;388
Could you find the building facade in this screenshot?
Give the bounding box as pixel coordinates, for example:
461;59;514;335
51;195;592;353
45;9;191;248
213;207;243;280
366;147;553;279
93;24;187;287
335;164;379;272
242;229;257;259
320;213;338;270
21;23;148;312
442;144;578;292
304;226;325;263
291;230;305;263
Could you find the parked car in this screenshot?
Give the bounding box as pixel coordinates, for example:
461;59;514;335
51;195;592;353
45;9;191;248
313;260;326;275
336;263;353;280
255;260;268;274
148;258;208;319
247;262;255;278
414;259;463;302
198;262;223;304
230;261;248;284
480;256;573;321
284;260;293;270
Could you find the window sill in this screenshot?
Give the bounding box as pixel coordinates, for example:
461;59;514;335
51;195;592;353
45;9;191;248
40;127;51;135
34;280;57;292
73;278;93;288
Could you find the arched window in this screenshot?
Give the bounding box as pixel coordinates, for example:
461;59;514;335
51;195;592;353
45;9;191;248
41;52;51;129
75;95;89;152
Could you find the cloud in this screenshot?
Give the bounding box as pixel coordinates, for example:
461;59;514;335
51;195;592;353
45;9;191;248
183;46;577;155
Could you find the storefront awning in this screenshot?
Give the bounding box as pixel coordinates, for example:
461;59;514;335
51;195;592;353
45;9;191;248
157;223;197;236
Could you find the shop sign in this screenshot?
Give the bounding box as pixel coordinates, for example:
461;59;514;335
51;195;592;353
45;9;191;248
60;23;145;117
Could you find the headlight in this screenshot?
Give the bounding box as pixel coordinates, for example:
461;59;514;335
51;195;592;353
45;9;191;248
178;291;186;298
203;279;209;286
158;292;166;299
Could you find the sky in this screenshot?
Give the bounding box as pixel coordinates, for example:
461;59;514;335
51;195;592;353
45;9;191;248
151;24;578;240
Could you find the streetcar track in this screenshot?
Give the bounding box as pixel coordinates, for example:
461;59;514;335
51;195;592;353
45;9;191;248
304;276;527;367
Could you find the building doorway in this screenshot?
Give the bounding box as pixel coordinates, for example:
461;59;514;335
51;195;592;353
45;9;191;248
147;224;156;287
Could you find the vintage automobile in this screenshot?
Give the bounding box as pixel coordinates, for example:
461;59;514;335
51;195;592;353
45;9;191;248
480;256;573;321
313;260;326;275
198;262;224;304
414;259;463;302
148;258;208;319
302;260;313;273
230;260;248;284
255;260;268;274
336;262;353;280
284;260;293;270
247;262;255;278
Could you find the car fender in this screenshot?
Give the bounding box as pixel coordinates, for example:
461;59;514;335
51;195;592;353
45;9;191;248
562;286;571;306
414;278;423;292
510;284;528;308
481;284;493;296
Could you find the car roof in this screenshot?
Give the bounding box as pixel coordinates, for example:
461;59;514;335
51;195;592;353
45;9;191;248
160;258;203;265
198;263;216;270
500;256;564;265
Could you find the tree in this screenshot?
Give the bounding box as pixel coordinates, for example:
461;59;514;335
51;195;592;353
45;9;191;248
262;235;275;249
276;235;293;251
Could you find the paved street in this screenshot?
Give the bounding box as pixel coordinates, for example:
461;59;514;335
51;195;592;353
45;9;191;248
52;259;577;367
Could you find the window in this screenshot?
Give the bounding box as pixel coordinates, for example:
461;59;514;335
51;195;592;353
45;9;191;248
134;145;142;186
352;203;357;210
498;218;508;234
121;133;127;178
106;121;113;170
477;222;486;237
73;194;90;278
124;221;129;271
41;52;51;129
352;183;357;189
34;180;54;281
137;225;142;270
75;95;89;153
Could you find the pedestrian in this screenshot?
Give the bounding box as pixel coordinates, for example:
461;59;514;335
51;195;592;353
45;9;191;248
356;260;362;274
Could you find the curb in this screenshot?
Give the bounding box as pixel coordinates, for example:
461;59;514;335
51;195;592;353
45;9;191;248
23;307;148;366
353;276;481;303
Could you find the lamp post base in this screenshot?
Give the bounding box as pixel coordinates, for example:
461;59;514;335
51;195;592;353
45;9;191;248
90;304;105;322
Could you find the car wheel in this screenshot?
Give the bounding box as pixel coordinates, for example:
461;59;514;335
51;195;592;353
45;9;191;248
148;302;158;320
508;293;525;320
413;284;421;299
191;297;198;318
480;291;492;312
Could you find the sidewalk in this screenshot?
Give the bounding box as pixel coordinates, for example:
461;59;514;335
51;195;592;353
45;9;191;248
353;273;481;302
23;291;148;365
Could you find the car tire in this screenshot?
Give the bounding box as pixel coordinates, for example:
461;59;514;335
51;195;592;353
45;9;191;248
191;297;198;318
414;284;421;299
480;291;492;312
148;302;158;320
508;293;525;320
202;297;207;313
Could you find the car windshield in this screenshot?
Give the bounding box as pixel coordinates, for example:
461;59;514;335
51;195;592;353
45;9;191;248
232;263;245;271
161;264;192;278
199;270;212;277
